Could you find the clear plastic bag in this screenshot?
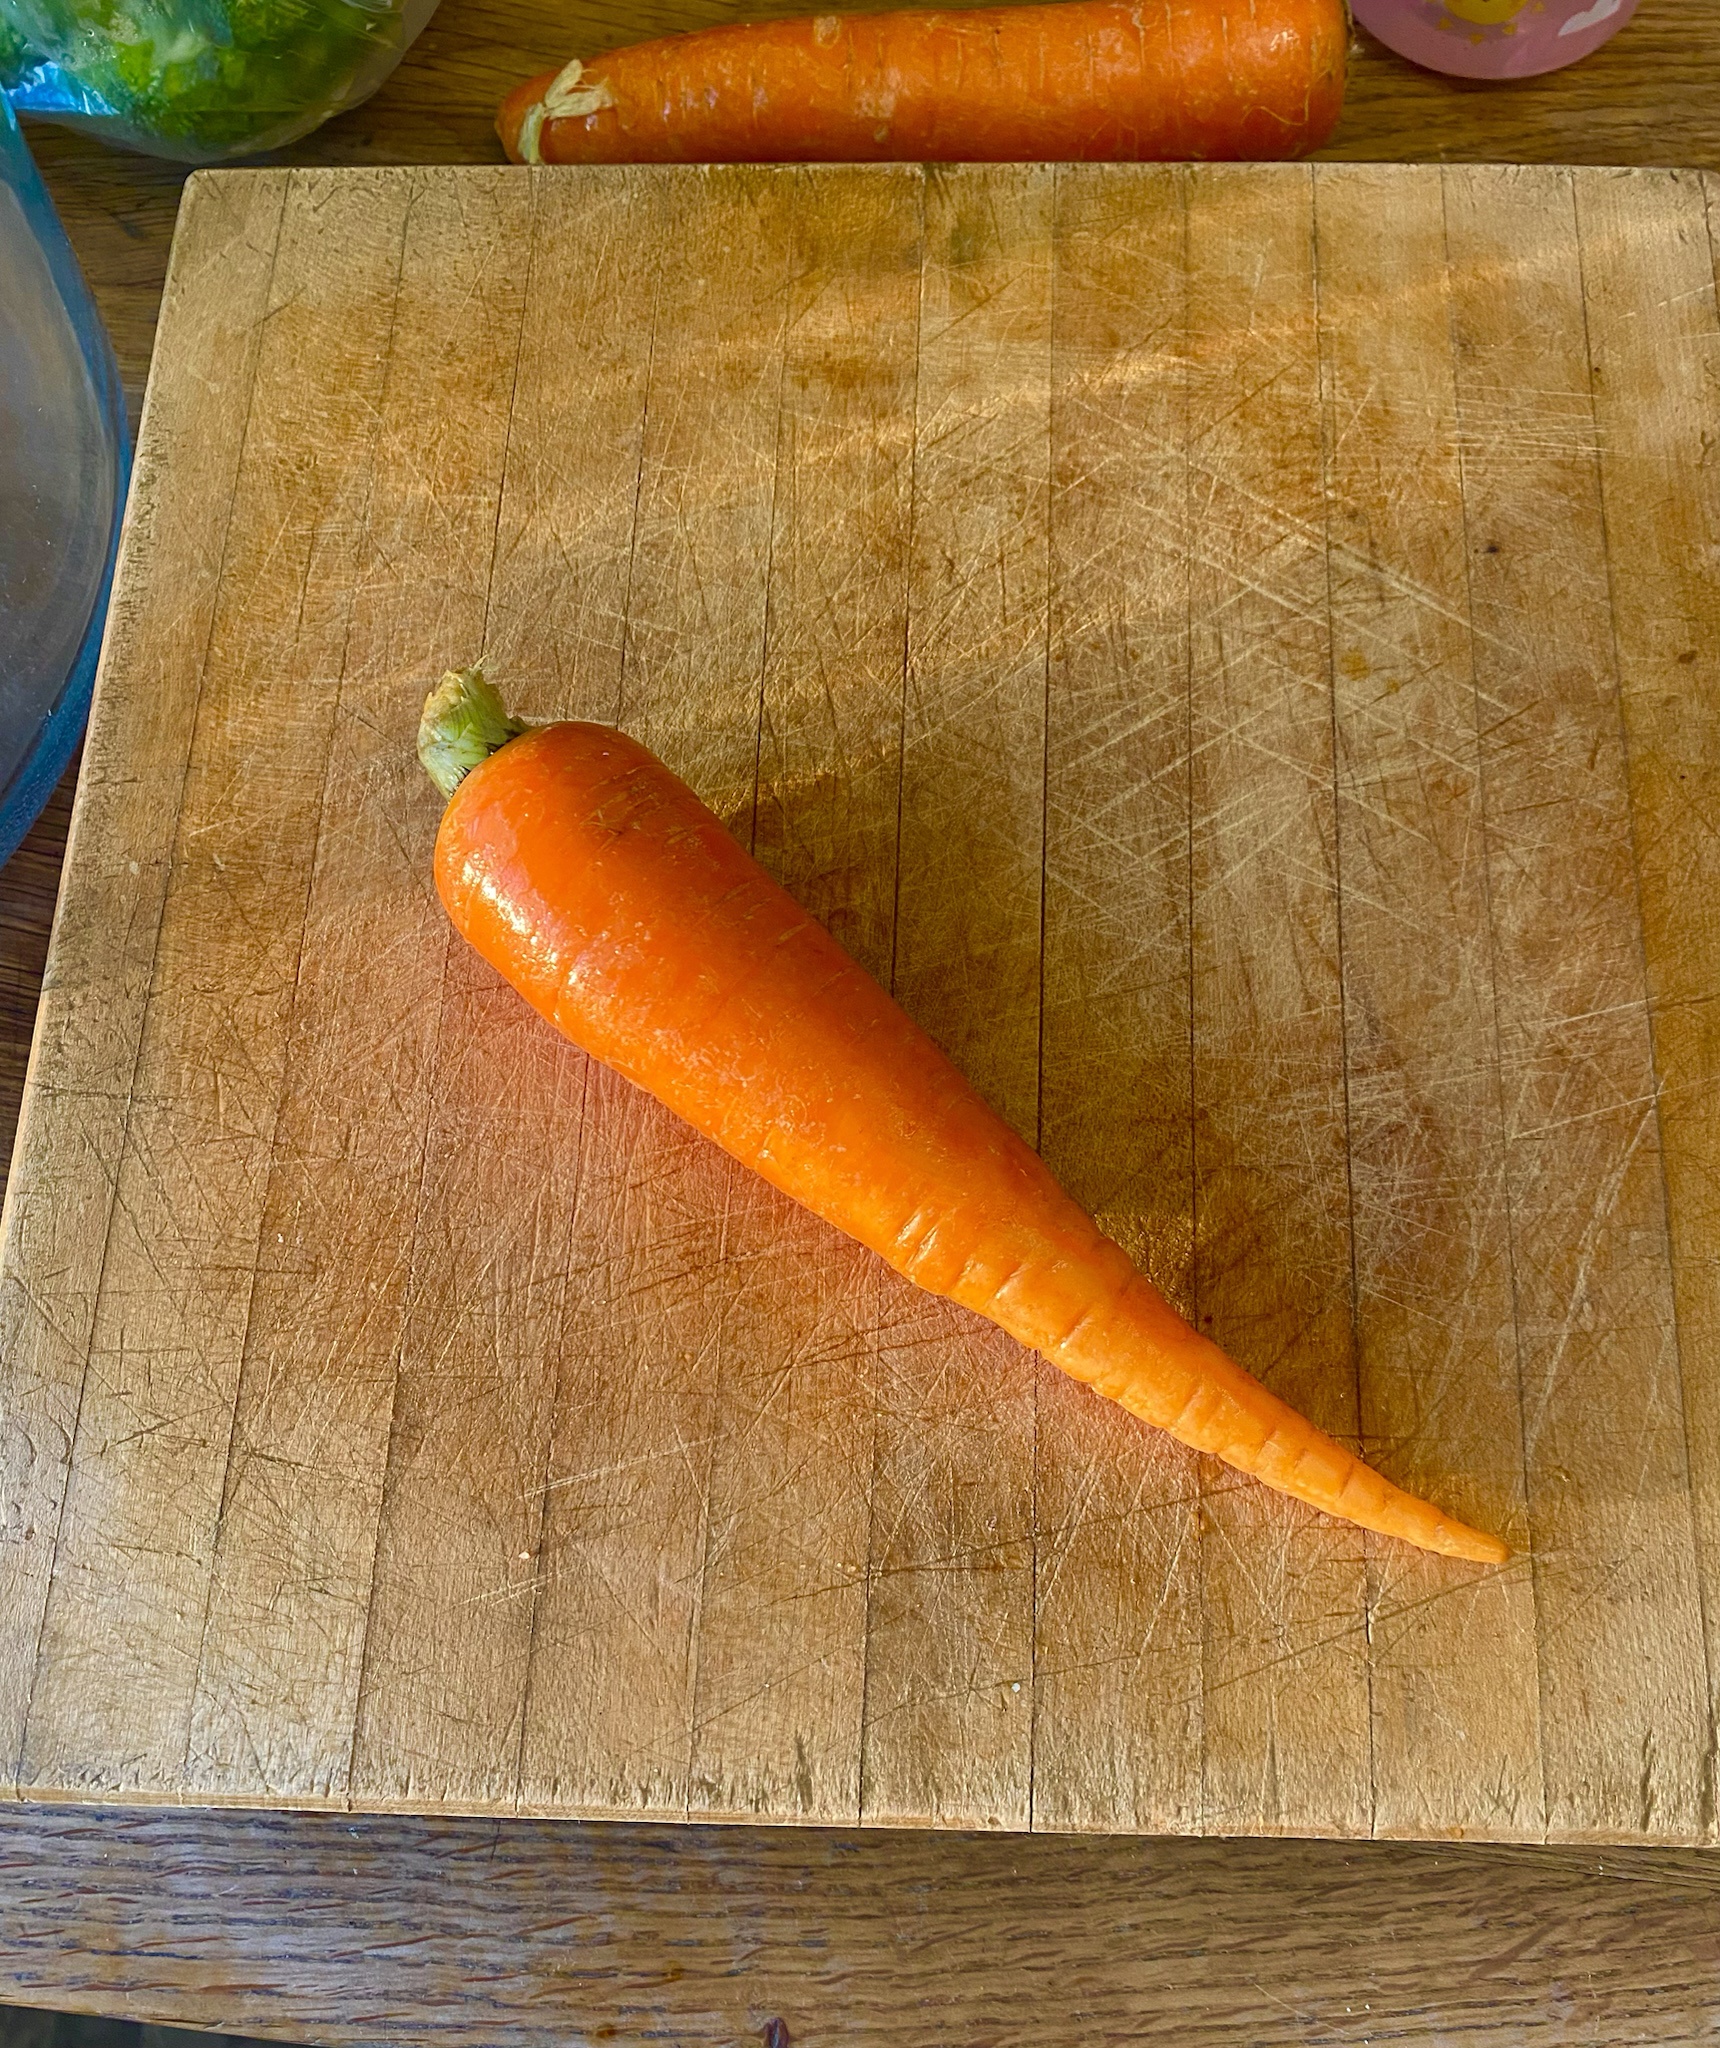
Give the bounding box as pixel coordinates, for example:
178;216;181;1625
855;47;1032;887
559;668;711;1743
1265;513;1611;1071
0;93;126;865
0;0;439;161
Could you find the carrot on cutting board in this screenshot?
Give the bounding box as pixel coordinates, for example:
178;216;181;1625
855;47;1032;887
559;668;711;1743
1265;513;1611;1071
418;668;1508;1566
498;0;1348;168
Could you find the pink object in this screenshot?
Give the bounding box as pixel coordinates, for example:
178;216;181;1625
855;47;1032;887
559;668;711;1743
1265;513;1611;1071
1352;0;1637;77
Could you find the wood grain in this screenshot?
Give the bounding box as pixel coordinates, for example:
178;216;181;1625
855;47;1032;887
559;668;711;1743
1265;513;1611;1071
1586;165;1720;1825
6;162;1720;1848
861;162;1047;1831
627;167;866;1826
181;168;534;1805
1444;164;1711;1839
337;168;552;1814
5;1801;1720;2047
19;166;381;1803
1311;164;1542;1839
0;171;287;1788
1183;164;1370;1838
488;168;688;1820
1034;162;1203;1835
753;167;919;1825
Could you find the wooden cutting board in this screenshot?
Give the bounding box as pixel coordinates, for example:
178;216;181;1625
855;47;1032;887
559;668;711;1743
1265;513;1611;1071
4;161;1718;1845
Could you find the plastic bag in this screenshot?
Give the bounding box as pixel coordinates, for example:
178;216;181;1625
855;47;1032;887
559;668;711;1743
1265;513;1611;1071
0;93;126;865
0;0;439;161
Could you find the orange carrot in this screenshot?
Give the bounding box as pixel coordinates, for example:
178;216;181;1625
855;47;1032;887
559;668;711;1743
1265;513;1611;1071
497;0;1348;168
418;668;1507;1565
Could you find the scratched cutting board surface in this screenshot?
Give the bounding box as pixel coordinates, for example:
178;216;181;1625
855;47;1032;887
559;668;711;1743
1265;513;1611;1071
3;161;1719;1844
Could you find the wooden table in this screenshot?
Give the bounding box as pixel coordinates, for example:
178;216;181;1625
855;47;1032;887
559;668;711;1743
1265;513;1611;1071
4;4;1720;2038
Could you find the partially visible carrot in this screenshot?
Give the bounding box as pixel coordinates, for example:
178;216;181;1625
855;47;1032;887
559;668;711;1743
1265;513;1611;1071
418;668;1507;1566
498;0;1348;167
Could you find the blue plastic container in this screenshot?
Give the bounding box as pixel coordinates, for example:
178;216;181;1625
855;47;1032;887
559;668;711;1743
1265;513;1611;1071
0;94;128;868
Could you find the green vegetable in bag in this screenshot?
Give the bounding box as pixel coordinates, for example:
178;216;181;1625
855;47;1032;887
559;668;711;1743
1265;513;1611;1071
0;0;438;160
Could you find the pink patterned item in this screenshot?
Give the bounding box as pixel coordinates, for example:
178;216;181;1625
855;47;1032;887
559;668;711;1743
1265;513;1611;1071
1351;0;1636;78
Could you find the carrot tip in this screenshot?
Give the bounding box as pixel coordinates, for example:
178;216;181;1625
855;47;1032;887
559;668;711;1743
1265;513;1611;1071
1441;1525;1512;1567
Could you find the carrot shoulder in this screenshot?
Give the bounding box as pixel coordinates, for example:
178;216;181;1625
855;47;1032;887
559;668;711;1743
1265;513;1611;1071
498;0;1349;167
419;669;1509;1567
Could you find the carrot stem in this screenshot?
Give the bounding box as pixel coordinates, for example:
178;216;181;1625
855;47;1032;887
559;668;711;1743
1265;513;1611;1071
418;666;529;799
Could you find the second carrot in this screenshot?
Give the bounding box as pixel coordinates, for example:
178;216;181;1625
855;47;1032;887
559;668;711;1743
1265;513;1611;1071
499;0;1349;168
